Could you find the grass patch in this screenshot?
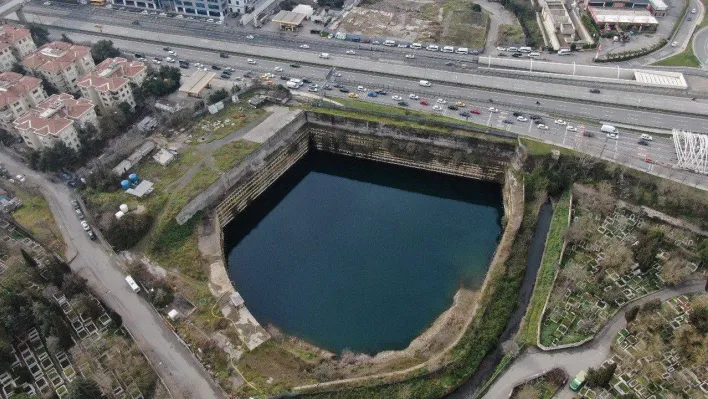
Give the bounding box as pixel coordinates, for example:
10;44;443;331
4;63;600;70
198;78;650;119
498;24;525;45
11;187;65;253
237;341;319;396
651;47;701;67
213;140;261;172
442;0;488;48
517;190;571;346
195;102;268;142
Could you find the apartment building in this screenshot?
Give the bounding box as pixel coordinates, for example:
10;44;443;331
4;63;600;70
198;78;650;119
228;0;256;14
0;25;37;71
174;0;230;19
21;41;95;93
14;109;80;151
37;93;98;130
77;57;147;112
0;71;47;132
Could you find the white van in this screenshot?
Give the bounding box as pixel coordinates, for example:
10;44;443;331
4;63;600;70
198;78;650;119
640;134;653;141
383;39;396;46
419;80;431;87
442;45;455;53
410;43;422;49
319;53;330;59
455;47;469;54
519;46;532;53
558;48;571;55
125;275;141;293
507;46;519;52
426;44;439;51
600;124;618;134
286;81;300;89
528;52;541;58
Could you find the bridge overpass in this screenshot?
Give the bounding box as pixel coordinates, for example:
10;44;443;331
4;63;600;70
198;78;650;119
0;0;28;23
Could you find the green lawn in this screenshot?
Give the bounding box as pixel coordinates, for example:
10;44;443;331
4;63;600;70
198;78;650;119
517;190;571;346
213;140;261;172
652;47;701;67
498;24;525;45
11;188;65;254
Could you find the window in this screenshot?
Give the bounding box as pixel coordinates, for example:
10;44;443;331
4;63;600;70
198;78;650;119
196;2;205;7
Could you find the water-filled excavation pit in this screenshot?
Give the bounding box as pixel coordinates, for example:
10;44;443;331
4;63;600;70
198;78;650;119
223;151;503;355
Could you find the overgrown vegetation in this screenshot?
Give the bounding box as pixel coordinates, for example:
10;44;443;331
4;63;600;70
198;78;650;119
103;213;154;251
510;367;566;399
6;184;65;253
90;40;121;64
498;0;543;47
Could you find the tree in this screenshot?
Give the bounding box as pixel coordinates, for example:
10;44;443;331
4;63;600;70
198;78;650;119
67;377;102;399
634;228;664;271
10;62;26;75
0;293;35;336
90;40;121;64
28;24;49;46
61;274;88;298
208;88;229;104
9;393;32;399
566;214;596;244
20;249;37;268
103;213;153;250
586;363;617;388
660;256;690;286
570;43;577;51
84;167;119;192
688;296;707;334
35;141;78;172
602;242;633;274
471;3;482;12
60;33;74;44
73;294;103;319
625;305;639;323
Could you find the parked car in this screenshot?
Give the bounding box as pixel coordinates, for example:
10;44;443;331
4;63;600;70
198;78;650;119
76;209;84;219
397;101;409;106
420;100;429;106
339;88;350;93
517;116;528;122
455;101;465;107
212;65;221;70
376;89;387;95
436;98;447;104
220;73;230;79
348;93;359;98
488;107;498;113
537;124;548;130
554;119;567;125
71;199;80;209
246;35;254;39
502;119;514;124
290;63;301;68
570;370;587;392
302;78;312;84
589;88;601;94
367;92;378;97
638;139;649;146
247;59;257;64
391;95;403;101
459;111;470;117
607;133;619;140
582;131;595;137
274;66;283;72
409;93;419;100
299;44;310;49
640;134;653;141
346;50;356;55
405;54;415;59
219;52;229;58
447;104;458;110
470;109;480;114
87;229;97;241
80;221;90;231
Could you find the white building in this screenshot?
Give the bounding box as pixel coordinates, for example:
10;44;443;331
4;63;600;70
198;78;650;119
109;0;161;10
0;71;47;132
77;57;146;113
13;108;81;151
174;0;230;19
35;93;98;130
21;42;95;94
0;25;37;71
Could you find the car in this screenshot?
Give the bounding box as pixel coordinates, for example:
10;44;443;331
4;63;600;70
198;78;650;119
376;89;387;95
207;18;215;22
496;46;506;51
391;95;403;101
537;124;548;130
141;10;148;14
445;61;454;66
529;114;542;120
488;107;498;113
175;14;184;18
76;209;84;219
152;57;161;62
691;8;696;13
436;98;447;104
339;88;350;93
420;100;429;106
71;199;80;209
671;41;678;47
570;371;587;392
517;116;528;122
168;50;176;55
566;125;578;132
447;105;458;110
274;66;283;72
638;139;649;146
216;20;223;24
220;73;230;79
497;52;508;57
512;111;522;117
308;87;318;92
299;44;310;49
470;109;480;115
432;104;443;111
87;230;97;240
247;59;256;64
357;85;366;91
15;174;25;183
398;101;409;106
322;85;332;90
641;134;653;141
246;35;254;39
348;93;359;98
302;78;312;84
165;57;176;63
502;119;514;124
333;83;343;88
459;111;470;117
43;1;51;4
367;91;378;97
219;52;229;58
405;54;415;59
409;93;419;100
554;119;567;125
534;119;545;125
607;133;619;139
81;221;90;231
455;101;465;107
132;21;140;25
511;53;523;58
688;16;693;21
159;12;167;16
346;50;356;55
212;65;221;70
582;131;595;137
194;62;201;67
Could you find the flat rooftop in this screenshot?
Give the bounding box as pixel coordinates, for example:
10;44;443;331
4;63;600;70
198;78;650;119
271;10;307;26
179;70;216;96
634;70;687;88
590;8;658;24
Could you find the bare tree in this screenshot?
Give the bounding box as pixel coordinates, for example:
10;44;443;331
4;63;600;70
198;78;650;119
660;256;690;286
594;181;616;217
602;242;634;274
566;214;597;244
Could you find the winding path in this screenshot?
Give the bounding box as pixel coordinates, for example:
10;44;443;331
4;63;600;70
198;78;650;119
481;281;705;399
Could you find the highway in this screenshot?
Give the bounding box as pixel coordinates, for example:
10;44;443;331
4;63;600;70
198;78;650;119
0;152;225;399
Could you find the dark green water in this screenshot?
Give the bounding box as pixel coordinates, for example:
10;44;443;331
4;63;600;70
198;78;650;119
224;152;502;354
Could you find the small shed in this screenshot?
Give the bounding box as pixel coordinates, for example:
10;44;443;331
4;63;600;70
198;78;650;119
153;148;176;167
230;292;245;308
137;116;157;133
126;180;154;198
179;70;217;97
168;309;181;320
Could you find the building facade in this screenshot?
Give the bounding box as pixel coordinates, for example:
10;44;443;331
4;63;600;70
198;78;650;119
228;0;256;14
109;0;162;10
77;57;146;113
174;0;229;19
0;25;37;71
21;42;95;94
13;109;80;151
36;93;98;130
0;71;47;132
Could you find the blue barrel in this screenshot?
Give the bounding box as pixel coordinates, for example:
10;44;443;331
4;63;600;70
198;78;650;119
121;180;131;190
128;173;139;183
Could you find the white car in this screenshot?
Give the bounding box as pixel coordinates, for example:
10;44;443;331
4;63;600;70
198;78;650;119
691;8;696;13
168;50;176;55
273;66;283;72
641;134;653;141
194;62;202;67
357;85;366;91
15;174;25;183
246;35;254;39
566;125;578;132
436;98;447;104
80;221;90;231
207;18;215;22
346;50;356;55
159;12;167;16
496;46;506;51
391;95;403;101
607;133;619;140
537;124;548;130
488;107;498;113
432;104;443;111
405;54;415;59
247;59;256;64
43;1;51;4
141;10;148;14
517;116;528;122
299;44;310;49
554;119;567;125
153;60;161;65
409;93;419;100
671;41;677;47
175;14;184;18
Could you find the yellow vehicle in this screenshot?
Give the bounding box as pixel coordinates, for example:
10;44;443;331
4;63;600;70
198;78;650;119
348;93;359;98
90;0;105;4
455;101;466;107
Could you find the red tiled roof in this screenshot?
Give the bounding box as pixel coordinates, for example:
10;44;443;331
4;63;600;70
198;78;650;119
0;24;31;45
13;108;73;138
36;93;94;120
0;71;42;107
95;57;146;79
21;41;90;74
77;73;129;93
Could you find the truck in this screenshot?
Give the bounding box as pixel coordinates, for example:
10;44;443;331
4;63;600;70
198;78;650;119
419;80;431;87
570;370;587;391
600;124;618;134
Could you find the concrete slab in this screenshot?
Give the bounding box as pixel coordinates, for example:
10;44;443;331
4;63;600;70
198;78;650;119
241;107;303;143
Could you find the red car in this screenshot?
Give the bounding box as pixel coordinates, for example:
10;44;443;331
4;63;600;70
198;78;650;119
420;100;429;106
470;109;480;115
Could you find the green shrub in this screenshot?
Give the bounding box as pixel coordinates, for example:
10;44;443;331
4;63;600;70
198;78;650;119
104;213;153;250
